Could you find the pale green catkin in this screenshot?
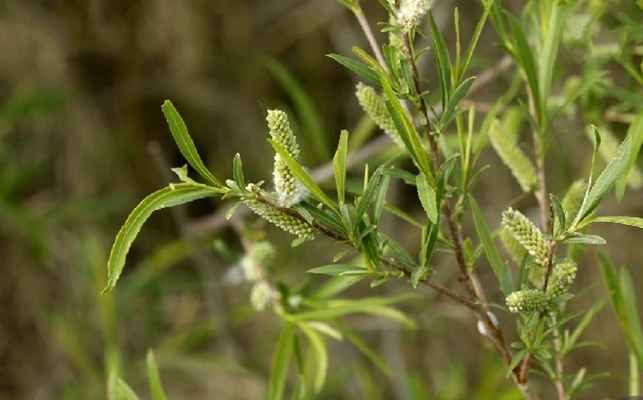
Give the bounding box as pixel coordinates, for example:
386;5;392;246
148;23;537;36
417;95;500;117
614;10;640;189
502;208;549;266
244;199;316;240
499;227;527;265
488;119;538;192
586;126;643;190
396;0;435;33
506;289;550;313
267;110;307;207
546;260;577;298
500;106;524;143
355;83;405;149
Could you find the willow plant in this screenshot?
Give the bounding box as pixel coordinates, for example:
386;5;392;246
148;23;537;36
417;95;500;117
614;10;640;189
103;0;643;399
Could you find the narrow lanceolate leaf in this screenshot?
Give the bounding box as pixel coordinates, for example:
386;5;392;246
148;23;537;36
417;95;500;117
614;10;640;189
269;139;338;214
333;130;349;204
103;184;220;294
335;320;391;376
575;135;631;225
469;195;504;282
146;350;168;400
599;254;643;368
380;70;433;180
232;153;245;189
299;323;329;393
161;101;221;187
327;54;380;86
616;111;643;198
416;173;437;224
590;216;643;229
269;322;296;400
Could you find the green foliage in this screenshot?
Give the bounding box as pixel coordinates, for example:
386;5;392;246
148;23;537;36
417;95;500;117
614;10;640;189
102;1;643;399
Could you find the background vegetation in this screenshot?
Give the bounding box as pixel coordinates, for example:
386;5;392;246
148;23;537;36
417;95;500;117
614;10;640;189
1;0;642;399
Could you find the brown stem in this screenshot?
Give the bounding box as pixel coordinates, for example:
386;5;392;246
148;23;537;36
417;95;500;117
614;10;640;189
399;31;538;397
551;314;567;400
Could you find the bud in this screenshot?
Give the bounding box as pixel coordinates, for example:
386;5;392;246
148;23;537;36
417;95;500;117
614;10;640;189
355;83;404;149
506;289;550;314
267;110;308;207
502;208;549;266
489;119;538;192
546;260;577;298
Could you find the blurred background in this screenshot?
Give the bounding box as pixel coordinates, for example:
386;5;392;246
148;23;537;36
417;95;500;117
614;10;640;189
1;0;642;399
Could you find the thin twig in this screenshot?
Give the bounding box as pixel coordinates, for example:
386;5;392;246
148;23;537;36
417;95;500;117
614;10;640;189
354;8;389;75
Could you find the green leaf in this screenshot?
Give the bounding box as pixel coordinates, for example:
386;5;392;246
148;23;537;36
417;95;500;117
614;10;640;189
575;134;632;225
307;264;368;276
269;139;339;214
416;173;438;224
381;233;418;271
103;184;220;294
380;70;433;180
269;322;296;400
616;111;643;200
232;153;245;189
355;166;383;222
115;379;142;400
590;216;643;229
327;54;380;86
566;297;608;354
456;0;492;84
373;173;391;225
538;3;563;128
600;253;643;368
506;13;542;128
333;130;349;204
500;261;514;296
264;58;329;161
429;12;453;112
620;267;643;367
441;76;475;130
299;323;328;393
296;202;347;236
312;276;364;300
335;320;392;376
146;350;167;400
295;296;416;328
469;195;504;282
550;193;566;236
161;101;221;187
560;232;606;245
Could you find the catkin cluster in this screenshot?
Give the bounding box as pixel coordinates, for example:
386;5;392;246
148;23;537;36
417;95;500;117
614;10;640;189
506;260;578;314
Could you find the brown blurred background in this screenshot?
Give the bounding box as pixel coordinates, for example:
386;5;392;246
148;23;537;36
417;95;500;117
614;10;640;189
1;0;642;399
